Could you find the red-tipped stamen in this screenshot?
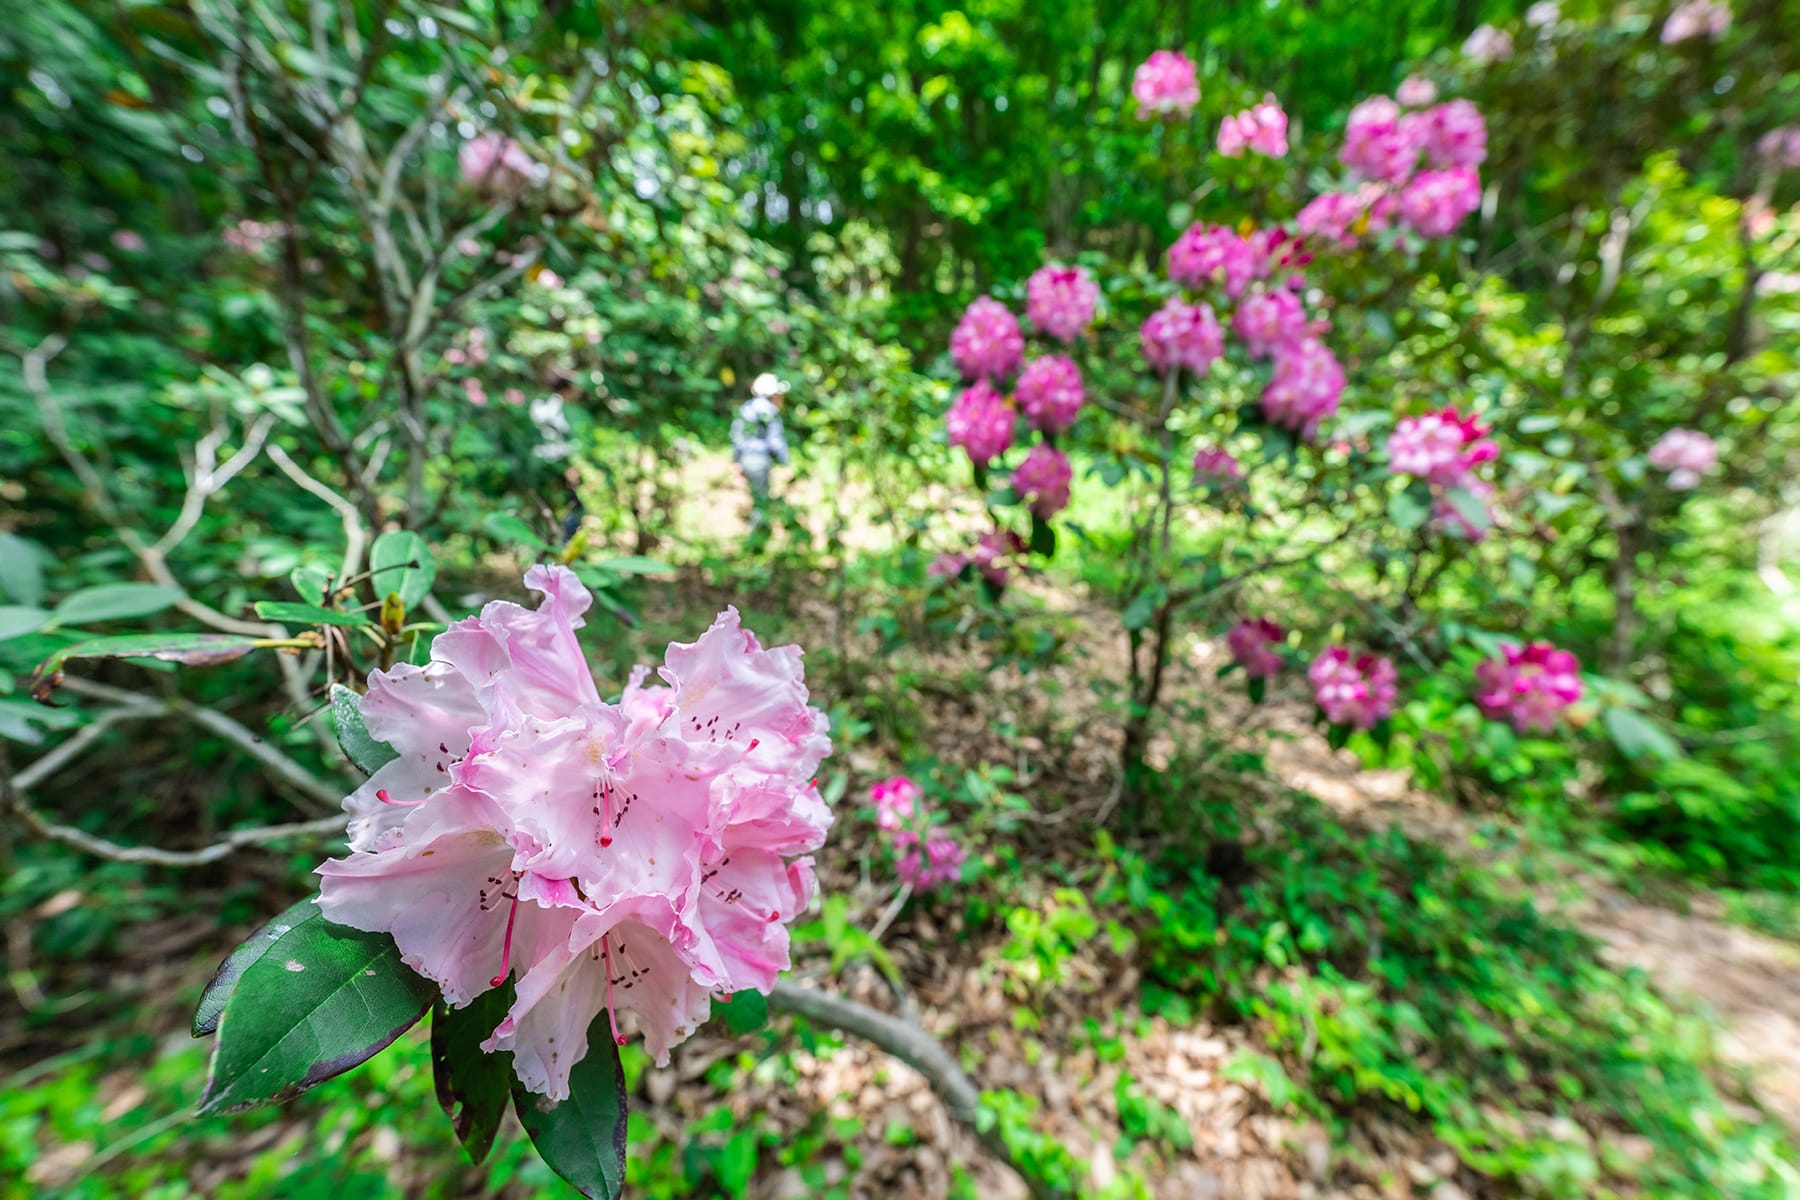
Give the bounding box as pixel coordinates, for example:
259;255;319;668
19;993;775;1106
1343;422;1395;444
375;788;424;807
599;780;614;848
488;889;522;988
601;935;626;1047
746;738;760;752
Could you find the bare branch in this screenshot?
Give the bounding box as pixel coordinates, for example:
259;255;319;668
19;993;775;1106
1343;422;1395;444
267;444;369;588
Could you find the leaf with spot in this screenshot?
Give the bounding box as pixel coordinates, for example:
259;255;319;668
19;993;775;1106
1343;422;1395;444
370;531;437;609
512;1019;629;1199
193;895;323;1037
197;910;435;1114
433;984;515;1164
30;633;268;701
331;683;399;776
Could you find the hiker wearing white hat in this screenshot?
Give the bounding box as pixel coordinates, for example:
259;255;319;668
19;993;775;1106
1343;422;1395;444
730;373;791;532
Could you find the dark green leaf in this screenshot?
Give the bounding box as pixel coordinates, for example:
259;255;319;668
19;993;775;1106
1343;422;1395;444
0;533;45;607
714;989;770;1035
1441;486;1492;533
370;531;437;609
331;683;399;775
0;605;49;642
1121;585;1165;632
1388;481;1433;530
1248;676;1266;706
289;566;335;604
433;985;516;1164
30;633;267;701
1326;722;1350;751
1604;708;1683;763
1029;514;1056;558
483;513;550;551
512;1019;628;1200
254;601;371;628
51;582;184;626
193;896;324;1037
198;915;434;1114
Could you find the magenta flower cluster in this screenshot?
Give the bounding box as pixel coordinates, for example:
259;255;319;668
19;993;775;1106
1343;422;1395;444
1387;407;1498;487
459;133;541;195
1026;263;1100;343
1218;98;1289;158
1131;50;1200;120
1647;429;1718;490
1191;446;1244;489
1662;0;1731;44
946;381;1014;467
1015;354;1086;431
951;296;1025;381
1227;618;1286;680
1308;646;1400;730
1012;444;1074;519
1474;643;1583;734
1141;298;1224;376
1306;90;1487;247
869;776;965;891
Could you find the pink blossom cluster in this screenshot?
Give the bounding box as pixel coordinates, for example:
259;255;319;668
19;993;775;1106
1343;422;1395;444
1026;263;1100;342
1131;50;1200;120
1261;338;1346;438
950;296;1024;381
1011;445;1074;519
868;776;965;890
1462;24;1515;64
315;567;831;1099
1192;446;1244;489
1474;642;1583;734
1247;227;1312;282
1646;429;1718;490
1141;297;1224;376
1015;355;1086;431
110;229;146;252
446;327;491;366
1232;287;1310;358
1421;100;1487;168
1227;618;1285;679
223;219;288;255
1662;0;1731;44
460;133;541;194
1759;127;1800;171
1295;185;1397;248
932;530;1026;588
1526;3;1562;28
1308;646;1399;729
1387;407;1498;487
1340;96;1421;184
1396;76;1438;108
947;381;1014;467
1397;167;1483;238
1218;98;1289;158
1168;222;1257;296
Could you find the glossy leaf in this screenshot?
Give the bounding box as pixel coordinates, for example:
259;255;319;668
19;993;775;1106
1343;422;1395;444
198;913;434;1114
0;605;49;642
330;683;399;775
432;984;515;1164
193;895;324;1037
370;531;437;609
714;989;770;1035
0;533;45;607
29;633;267;701
483;512;550;551
51;582;184;626
254;600;371;628
512;1020;628;1200
1604;707;1683;763
1029;514;1056;558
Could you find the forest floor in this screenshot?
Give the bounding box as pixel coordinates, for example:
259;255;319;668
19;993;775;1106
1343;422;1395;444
7;459;1798;1198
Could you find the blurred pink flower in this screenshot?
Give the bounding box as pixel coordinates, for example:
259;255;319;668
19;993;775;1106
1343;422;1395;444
1341;95;1422;183
1662;0;1731;43
1227;618;1285;680
110;230;146;252
1218;97;1289;158
1398;167;1482;237
1758;126;1800;171
1011;444;1073;519
1025;263;1099;342
1421;100;1487;168
1261;338;1345;438
1131;50;1200;119
870;776;922;832
1475;642;1582;734
1647;429;1717;490
1232;287;1309;358
1396;76;1439;107
1387;407;1497;487
1141;297;1224;376
1309;646;1398;729
459;133;541;194
1191;445;1244;489
946;381;1014;467
1167;223;1256;296
950;296;1024;380
1462;24;1515;64
1015;354;1086;432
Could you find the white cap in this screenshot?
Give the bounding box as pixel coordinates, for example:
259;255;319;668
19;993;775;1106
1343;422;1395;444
752;372;789;397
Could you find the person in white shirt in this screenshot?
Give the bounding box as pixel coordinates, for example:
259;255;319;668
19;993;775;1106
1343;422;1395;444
730;373;791;531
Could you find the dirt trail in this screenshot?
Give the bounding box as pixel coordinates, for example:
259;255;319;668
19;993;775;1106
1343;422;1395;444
1269;731;1800;1132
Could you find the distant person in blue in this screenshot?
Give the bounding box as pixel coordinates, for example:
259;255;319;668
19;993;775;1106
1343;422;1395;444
730;372;790;532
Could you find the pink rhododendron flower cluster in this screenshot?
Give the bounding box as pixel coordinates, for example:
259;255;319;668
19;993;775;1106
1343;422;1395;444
110;229;146;252
950;296;1024;381
445;327;491;366
1462;24;1515;64
1231;287;1309;358
1387;407;1498;486
1308;646;1399;729
1131;50;1200;119
224;218;288;255
1227;618;1286;679
1026;263;1100;342
946;381;1014;467
1141;297;1224;376
870;776;921;833
1261;338;1346;438
1192;446;1244;488
1295;185;1396;248
315;567;831;1100
1398;167;1483;237
1662;0;1731;43
869;776;965;891
1396;76;1438;107
1420;100;1487;168
934;530;1027;587
1218;98;1289;158
1168;222;1256;296
1647;429;1718;490
1011;445;1074;519
1526;2;1562;28
1247;227;1311;283
1340;96;1421;184
463;378;488;407
1015;355;1086;431
1474;642;1583;734
459;133;541;194
1758;127;1800;171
